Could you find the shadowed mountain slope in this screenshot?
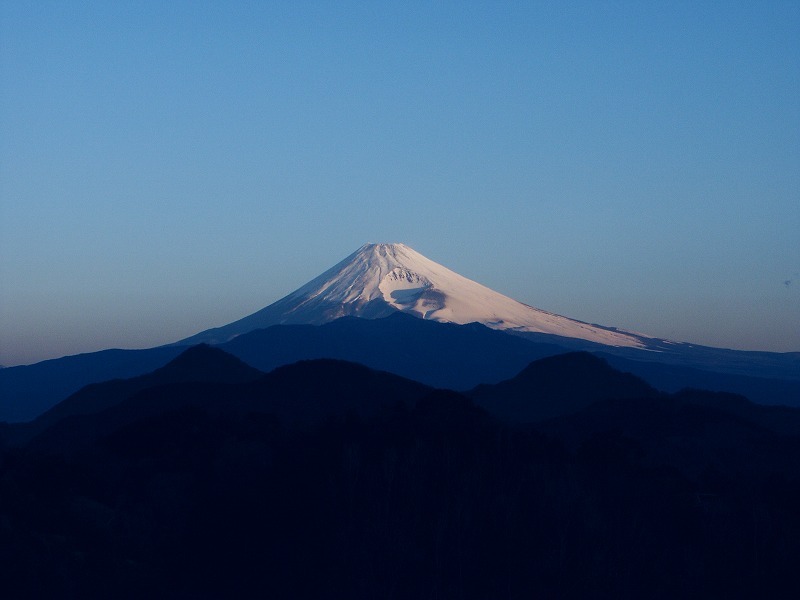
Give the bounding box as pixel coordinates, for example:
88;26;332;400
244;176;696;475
4;345;263;445
0;314;566;423
599;352;800;407
0;346;186;422
218;312;566;391
25;357;433;456
469;352;659;423
3;313;798;425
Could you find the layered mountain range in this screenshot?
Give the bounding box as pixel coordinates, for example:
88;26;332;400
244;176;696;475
1;243;798;422
3;345;800;598
2;244;800;597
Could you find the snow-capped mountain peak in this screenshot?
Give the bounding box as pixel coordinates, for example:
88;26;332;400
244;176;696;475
180;243;651;348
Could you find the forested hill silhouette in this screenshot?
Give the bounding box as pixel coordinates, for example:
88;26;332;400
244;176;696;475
3;344;264;445
469;352;659;422
19;356;434;456
2;352;800;598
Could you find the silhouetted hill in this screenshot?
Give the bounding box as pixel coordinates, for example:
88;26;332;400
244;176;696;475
250;358;433;421
4;345;263;446
470;352;659;422
0;346;185;422
26;358;433;456
150;343;263;381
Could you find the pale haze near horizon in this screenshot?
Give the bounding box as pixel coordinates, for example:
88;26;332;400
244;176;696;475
1;1;798;366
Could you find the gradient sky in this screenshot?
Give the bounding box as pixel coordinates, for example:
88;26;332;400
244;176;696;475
1;1;799;366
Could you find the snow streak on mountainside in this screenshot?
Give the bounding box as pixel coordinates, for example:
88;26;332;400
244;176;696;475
181;243;653;349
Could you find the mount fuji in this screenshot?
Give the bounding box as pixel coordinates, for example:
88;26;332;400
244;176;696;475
181;243;654;349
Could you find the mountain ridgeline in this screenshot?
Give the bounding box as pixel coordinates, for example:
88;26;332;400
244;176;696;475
2;242;800;596
2;243;797;423
2;346;800;598
1;313;798;423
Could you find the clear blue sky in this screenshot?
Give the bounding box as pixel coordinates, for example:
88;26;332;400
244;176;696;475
1;1;798;366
